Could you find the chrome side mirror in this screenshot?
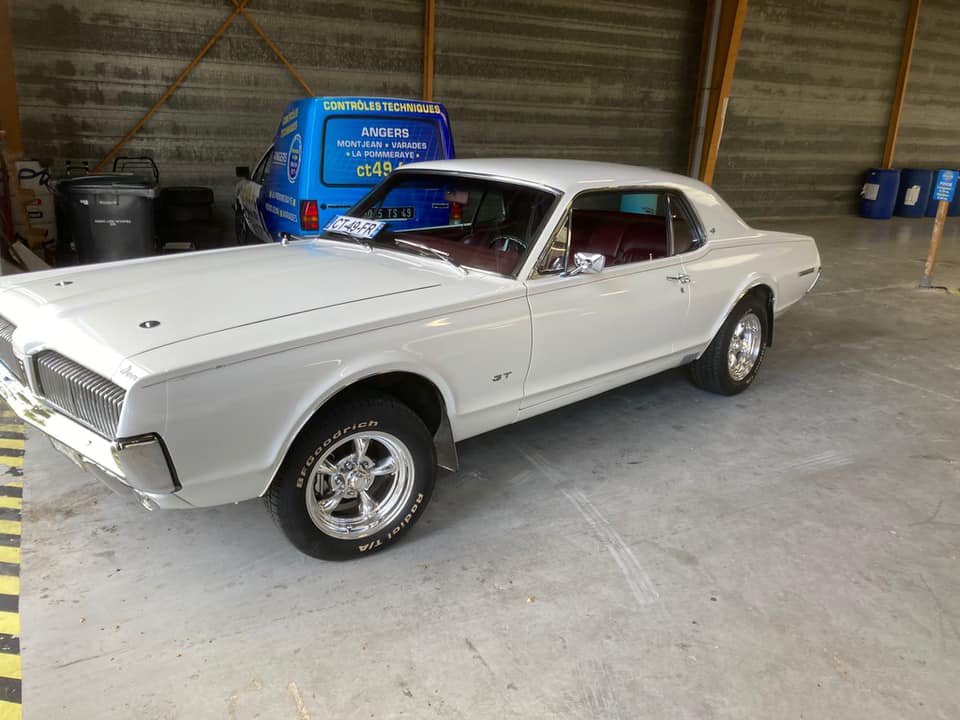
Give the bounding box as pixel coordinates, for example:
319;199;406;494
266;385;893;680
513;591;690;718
566;252;605;277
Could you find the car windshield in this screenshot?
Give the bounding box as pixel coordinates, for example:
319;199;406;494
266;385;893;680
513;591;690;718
341;172;557;276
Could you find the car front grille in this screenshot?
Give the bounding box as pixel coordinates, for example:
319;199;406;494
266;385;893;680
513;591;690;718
0;316;25;384
34;351;125;438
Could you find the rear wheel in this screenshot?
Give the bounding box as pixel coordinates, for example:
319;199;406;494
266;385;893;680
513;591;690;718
690;294;768;395
267;393;436;560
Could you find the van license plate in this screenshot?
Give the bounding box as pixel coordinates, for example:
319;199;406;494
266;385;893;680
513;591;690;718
375;206;414;220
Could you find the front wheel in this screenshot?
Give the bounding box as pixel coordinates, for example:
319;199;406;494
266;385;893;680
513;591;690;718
267;393;436;560
690;294;768;395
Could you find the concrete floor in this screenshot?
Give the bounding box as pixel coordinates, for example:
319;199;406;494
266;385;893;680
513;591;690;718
21;216;960;719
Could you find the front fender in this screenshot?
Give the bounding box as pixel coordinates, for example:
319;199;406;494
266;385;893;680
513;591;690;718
157;346;458;507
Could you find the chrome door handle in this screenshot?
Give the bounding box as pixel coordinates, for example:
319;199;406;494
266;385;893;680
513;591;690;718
666;274;691;284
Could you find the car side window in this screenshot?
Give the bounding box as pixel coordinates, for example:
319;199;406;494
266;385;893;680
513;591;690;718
537;216;570;274
667;193;703;255
567;190;670;268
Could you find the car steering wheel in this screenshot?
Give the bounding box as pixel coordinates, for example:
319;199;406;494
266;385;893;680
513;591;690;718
488;234;525;253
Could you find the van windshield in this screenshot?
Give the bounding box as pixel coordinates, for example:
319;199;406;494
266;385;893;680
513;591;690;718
345;171;557;277
322;117;445;186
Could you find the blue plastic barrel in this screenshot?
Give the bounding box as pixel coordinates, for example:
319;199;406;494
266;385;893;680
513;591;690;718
895;169;933;217
859;169;900;219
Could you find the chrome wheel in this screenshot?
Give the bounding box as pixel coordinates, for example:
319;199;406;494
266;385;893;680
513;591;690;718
305;432;415;539
727;311;763;381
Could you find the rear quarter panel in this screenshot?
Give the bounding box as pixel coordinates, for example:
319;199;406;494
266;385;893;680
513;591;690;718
682;230;820;354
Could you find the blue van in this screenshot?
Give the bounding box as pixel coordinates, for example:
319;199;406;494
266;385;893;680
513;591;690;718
235;96;455;243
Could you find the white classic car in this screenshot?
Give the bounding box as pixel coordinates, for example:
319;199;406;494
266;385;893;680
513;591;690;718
0;160;820;559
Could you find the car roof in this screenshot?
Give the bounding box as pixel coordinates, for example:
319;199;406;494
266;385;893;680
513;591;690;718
401;158;754;239
402;158;702;194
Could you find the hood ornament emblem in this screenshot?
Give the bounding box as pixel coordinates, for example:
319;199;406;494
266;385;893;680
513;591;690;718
139;320;161;329
54;280;73;287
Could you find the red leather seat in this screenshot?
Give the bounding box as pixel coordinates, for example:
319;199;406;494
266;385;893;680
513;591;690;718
619;217;668;264
570;211;668;267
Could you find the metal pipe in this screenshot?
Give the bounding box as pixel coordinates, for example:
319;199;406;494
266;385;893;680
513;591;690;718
690;0;722;180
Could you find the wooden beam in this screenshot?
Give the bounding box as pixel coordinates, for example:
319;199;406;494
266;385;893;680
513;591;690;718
95;0;250;172
883;0;922;169
0;0;23;156
232;0;315;97
423;0;436;101
699;0;748;185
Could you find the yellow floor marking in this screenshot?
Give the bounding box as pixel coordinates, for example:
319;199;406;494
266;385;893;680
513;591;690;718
0;612;18;636
0;653;20;681
0;700;21;720
0;548;19;565
0;441;23;451
0;578;18;597
2;483;20;490
0;427;23;434
0;498;19;511
0;522;19;537
0;458;20;469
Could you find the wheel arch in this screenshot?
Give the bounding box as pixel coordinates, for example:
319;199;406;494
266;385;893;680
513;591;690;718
744;283;776;346
265;366;458;496
718;275;777;349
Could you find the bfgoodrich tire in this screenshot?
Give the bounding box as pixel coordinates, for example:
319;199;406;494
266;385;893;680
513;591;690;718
267;393;436;560
690;293;768;396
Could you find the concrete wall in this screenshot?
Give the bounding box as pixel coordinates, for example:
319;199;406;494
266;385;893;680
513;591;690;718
10;0;425;220
712;0;908;220
895;0;960;170
434;0;705;173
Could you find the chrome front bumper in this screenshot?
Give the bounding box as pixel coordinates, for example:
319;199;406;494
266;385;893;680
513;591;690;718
0;366;191;509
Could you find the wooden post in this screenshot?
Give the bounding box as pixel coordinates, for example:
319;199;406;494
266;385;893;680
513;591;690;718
920;200;948;288
423;0;436;101
699;0;748;185
0;0;23;156
882;0;922;169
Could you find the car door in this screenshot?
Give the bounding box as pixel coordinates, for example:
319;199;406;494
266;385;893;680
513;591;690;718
520;189;692;414
238;146;272;243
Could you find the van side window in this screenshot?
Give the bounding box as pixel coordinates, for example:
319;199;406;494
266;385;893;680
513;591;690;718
253;147;272;184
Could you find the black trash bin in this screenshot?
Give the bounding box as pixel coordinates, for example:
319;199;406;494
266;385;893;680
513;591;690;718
50;174;158;264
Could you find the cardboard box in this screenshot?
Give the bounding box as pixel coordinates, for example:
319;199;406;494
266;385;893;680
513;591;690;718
21;191;54;227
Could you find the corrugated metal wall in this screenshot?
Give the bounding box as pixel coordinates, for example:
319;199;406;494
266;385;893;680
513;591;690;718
11;0;425;217
434;0;705;173
712;0;908;220
9;1;960;223
895;0;960;169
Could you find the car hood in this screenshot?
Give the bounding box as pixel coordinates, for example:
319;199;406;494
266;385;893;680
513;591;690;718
0;241;455;380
